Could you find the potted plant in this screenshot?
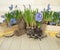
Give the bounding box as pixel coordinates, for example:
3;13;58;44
43;10;53;25
5;12;12;27
58;12;60;26
53;12;60;26
14;9;27;36
44;11;60;37
23;5;34;29
4;4;24;37
42;4;60;37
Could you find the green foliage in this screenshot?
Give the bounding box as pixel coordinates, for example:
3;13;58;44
5;10;22;23
43;11;53;22
5;12;12;23
23;8;38;27
32;9;38;25
5;8;60;26
53;12;59;23
13;10;22;20
23;8;33;25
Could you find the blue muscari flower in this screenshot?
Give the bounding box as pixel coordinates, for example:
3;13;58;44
35;12;43;22
47;4;51;11
15;5;17;8
29;4;31;9
23;4;26;9
10;18;16;25
9;4;13;10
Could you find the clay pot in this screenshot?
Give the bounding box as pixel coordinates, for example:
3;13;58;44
14;17;26;36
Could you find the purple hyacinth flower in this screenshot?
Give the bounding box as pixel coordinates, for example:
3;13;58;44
35;13;43;22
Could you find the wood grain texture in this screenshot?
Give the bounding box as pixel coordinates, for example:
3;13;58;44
0;34;60;50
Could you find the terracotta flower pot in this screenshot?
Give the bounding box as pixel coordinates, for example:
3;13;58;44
40;23;47;34
14;17;26;36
